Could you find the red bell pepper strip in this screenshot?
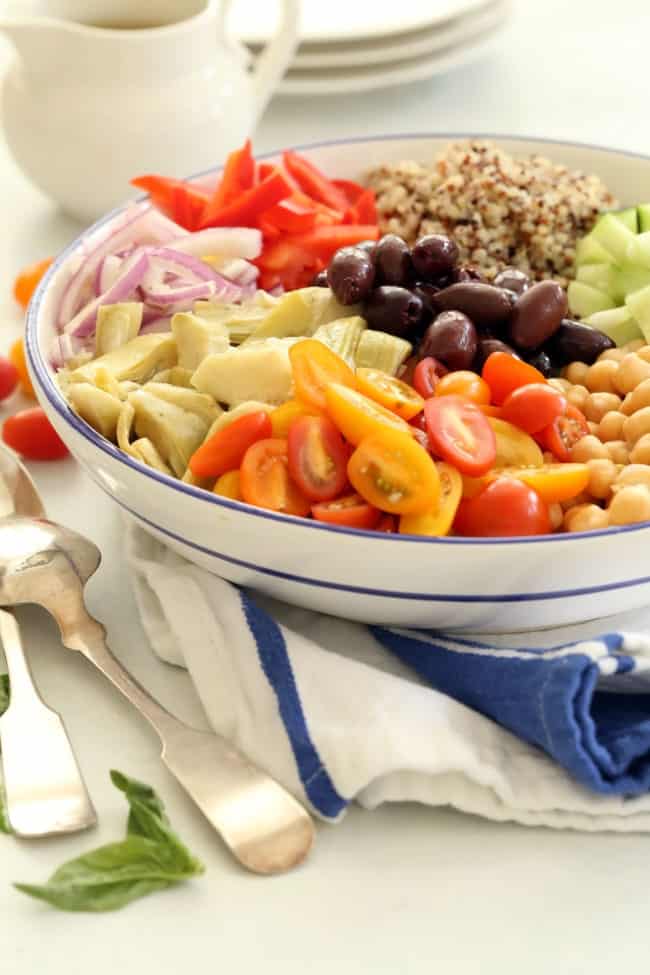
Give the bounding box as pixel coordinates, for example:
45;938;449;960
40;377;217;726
343;188;378;226
288;224;380;260
262;197;318;233
200;170;293;228
206;139;255;212
131;175;209;231
282;151;350;212
332;178;366;204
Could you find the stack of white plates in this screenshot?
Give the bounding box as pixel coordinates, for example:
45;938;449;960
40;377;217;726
231;0;512;96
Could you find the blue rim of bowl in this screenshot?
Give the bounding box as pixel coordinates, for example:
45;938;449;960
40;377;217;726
25;131;650;547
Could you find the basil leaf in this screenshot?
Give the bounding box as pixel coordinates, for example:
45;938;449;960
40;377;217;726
15;771;204;911
0;675;9;834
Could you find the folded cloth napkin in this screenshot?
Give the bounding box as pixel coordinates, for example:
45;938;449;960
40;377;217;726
126;524;650;832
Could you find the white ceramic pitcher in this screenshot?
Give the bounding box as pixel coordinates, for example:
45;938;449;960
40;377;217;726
0;0;300;222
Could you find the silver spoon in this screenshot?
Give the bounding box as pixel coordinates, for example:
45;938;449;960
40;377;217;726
0;499;314;872
0;445;96;836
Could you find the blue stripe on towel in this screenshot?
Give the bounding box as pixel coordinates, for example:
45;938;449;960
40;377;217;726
240;591;347;819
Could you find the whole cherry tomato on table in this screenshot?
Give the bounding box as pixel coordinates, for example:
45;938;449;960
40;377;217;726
3;408;68;461
9;338;35;399
13;257;53;310
0;357;19;401
454;477;551;537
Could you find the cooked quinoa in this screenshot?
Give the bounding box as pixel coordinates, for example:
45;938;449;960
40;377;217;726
366;141;617;286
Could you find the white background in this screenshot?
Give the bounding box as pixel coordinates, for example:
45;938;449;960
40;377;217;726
1;1;649;972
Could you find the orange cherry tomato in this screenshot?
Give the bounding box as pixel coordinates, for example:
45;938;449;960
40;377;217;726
435;371;491;405
213;470;242;500
501;383;567;434
399;462;462;536
289;339;356;411
0;357;19;401
481;352;546;405
412;357;448;398
538;405;590;462
488;418;544;468
454;477;551;537
424;395;496;477
324;383;411;445
270;399;320;438
484;463;590;504
240;438;311;516
478;404;503;418
287;414;348;502
13;257;53;310
311;493;381;529
355;367;424;420
2;407;68;460
9;338;35;399
347;428;440;515
189;411;272;479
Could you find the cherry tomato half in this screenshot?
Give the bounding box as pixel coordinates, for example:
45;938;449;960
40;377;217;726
435;371;491;405
189;410;272;479
0;357;19;401
501;383;567;434
287;414;348;502
454;477;551;537
399;462;462;536
538;405;590;462
355;367;424;420
270;399;320;438
3;407;68;461
347;428;440;515
375;513;398;533
289;339;356;411
240;438;311;516
312;493;381;529
424;395;496;477
412;357;448;399
485;463;590;504
9;338;35;399
13;257;52;310
325;383;411;445
213;470;242;500
488;417;544;468
481;352;546;405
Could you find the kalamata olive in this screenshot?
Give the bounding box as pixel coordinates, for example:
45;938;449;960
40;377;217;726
364;286;424;338
310;269;329;287
374;234;413;287
355;240;378;259
525;349;554;378
411;234;459;281
546;318;616;366
419;311;477;371
433;282;513;329
326;246;375;304
493;267;530;295
508;280;568;350
474;338;520;371
452;265;484;283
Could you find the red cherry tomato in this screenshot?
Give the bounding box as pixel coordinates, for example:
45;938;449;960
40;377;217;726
481;352;546;405
287;414;348;502
0;357;19;401
312;493;381;529
240;438;311;516
189;411;272;479
454;477;551;537
424;395;496;476
375;514;397;533
412;357;448;398
538;404;590;462
501;383;567;434
3;407;68;460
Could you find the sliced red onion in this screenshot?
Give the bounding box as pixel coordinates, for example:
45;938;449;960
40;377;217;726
63;250;149;339
167;227;262;260
143;280;220;308
141;249;243;306
216;257;259;286
95;254;123;295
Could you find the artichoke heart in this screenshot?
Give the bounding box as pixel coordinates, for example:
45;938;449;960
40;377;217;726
128;389;210;478
141;382;221;426
242;287;362;345
68;334;177;386
129;438;172;475
95;303;143;357
313;316;366;366
194;297;274;345
67;383;122;441
150;366;194;387
191;339;293;407
171;312;229;371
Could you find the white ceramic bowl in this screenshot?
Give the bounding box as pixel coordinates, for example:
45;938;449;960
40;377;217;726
25;134;650;632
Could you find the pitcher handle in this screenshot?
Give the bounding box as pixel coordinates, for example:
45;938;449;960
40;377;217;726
220;0;300;128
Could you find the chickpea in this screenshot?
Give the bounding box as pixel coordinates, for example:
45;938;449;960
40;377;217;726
561;491;591;512
564;361;590;386
584;359;620;394
629;433;650;465
563;504;609;533
549;502;564;531
587;421;599;435
585;458;619;500
614;354;650;394
583;391;622;423
598;410;626;441
566;384;589;411
623;407;650;444
548;377;571;393
620;378;650;415
623;339;646;353
599;348;626;363
612;465;650;492
608;484;650;525
637;346;650;363
606;440;630;465
569;435;610;462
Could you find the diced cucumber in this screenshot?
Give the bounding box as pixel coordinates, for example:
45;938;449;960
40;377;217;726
584;307;643;347
611;266;650;301
625;232;650;269
625;284;650;343
611;207;639;232
567;281;616;318
590;213;638;264
638;204;650;232
576;263;618;297
575;235;615;266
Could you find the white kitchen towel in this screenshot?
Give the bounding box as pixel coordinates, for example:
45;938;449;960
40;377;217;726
126;524;650;832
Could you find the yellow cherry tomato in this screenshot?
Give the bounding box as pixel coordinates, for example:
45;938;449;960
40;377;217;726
289;339;356;411
9;338;35;399
485;463;590;504
347;428;440;515
355;367;424;420
213;470;242;500
435;371;491;405
325;383;411;446
488;417;544;468
270;399;320;438
399;462;462;536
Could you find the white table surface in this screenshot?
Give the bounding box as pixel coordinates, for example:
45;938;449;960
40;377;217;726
2;1;650;971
